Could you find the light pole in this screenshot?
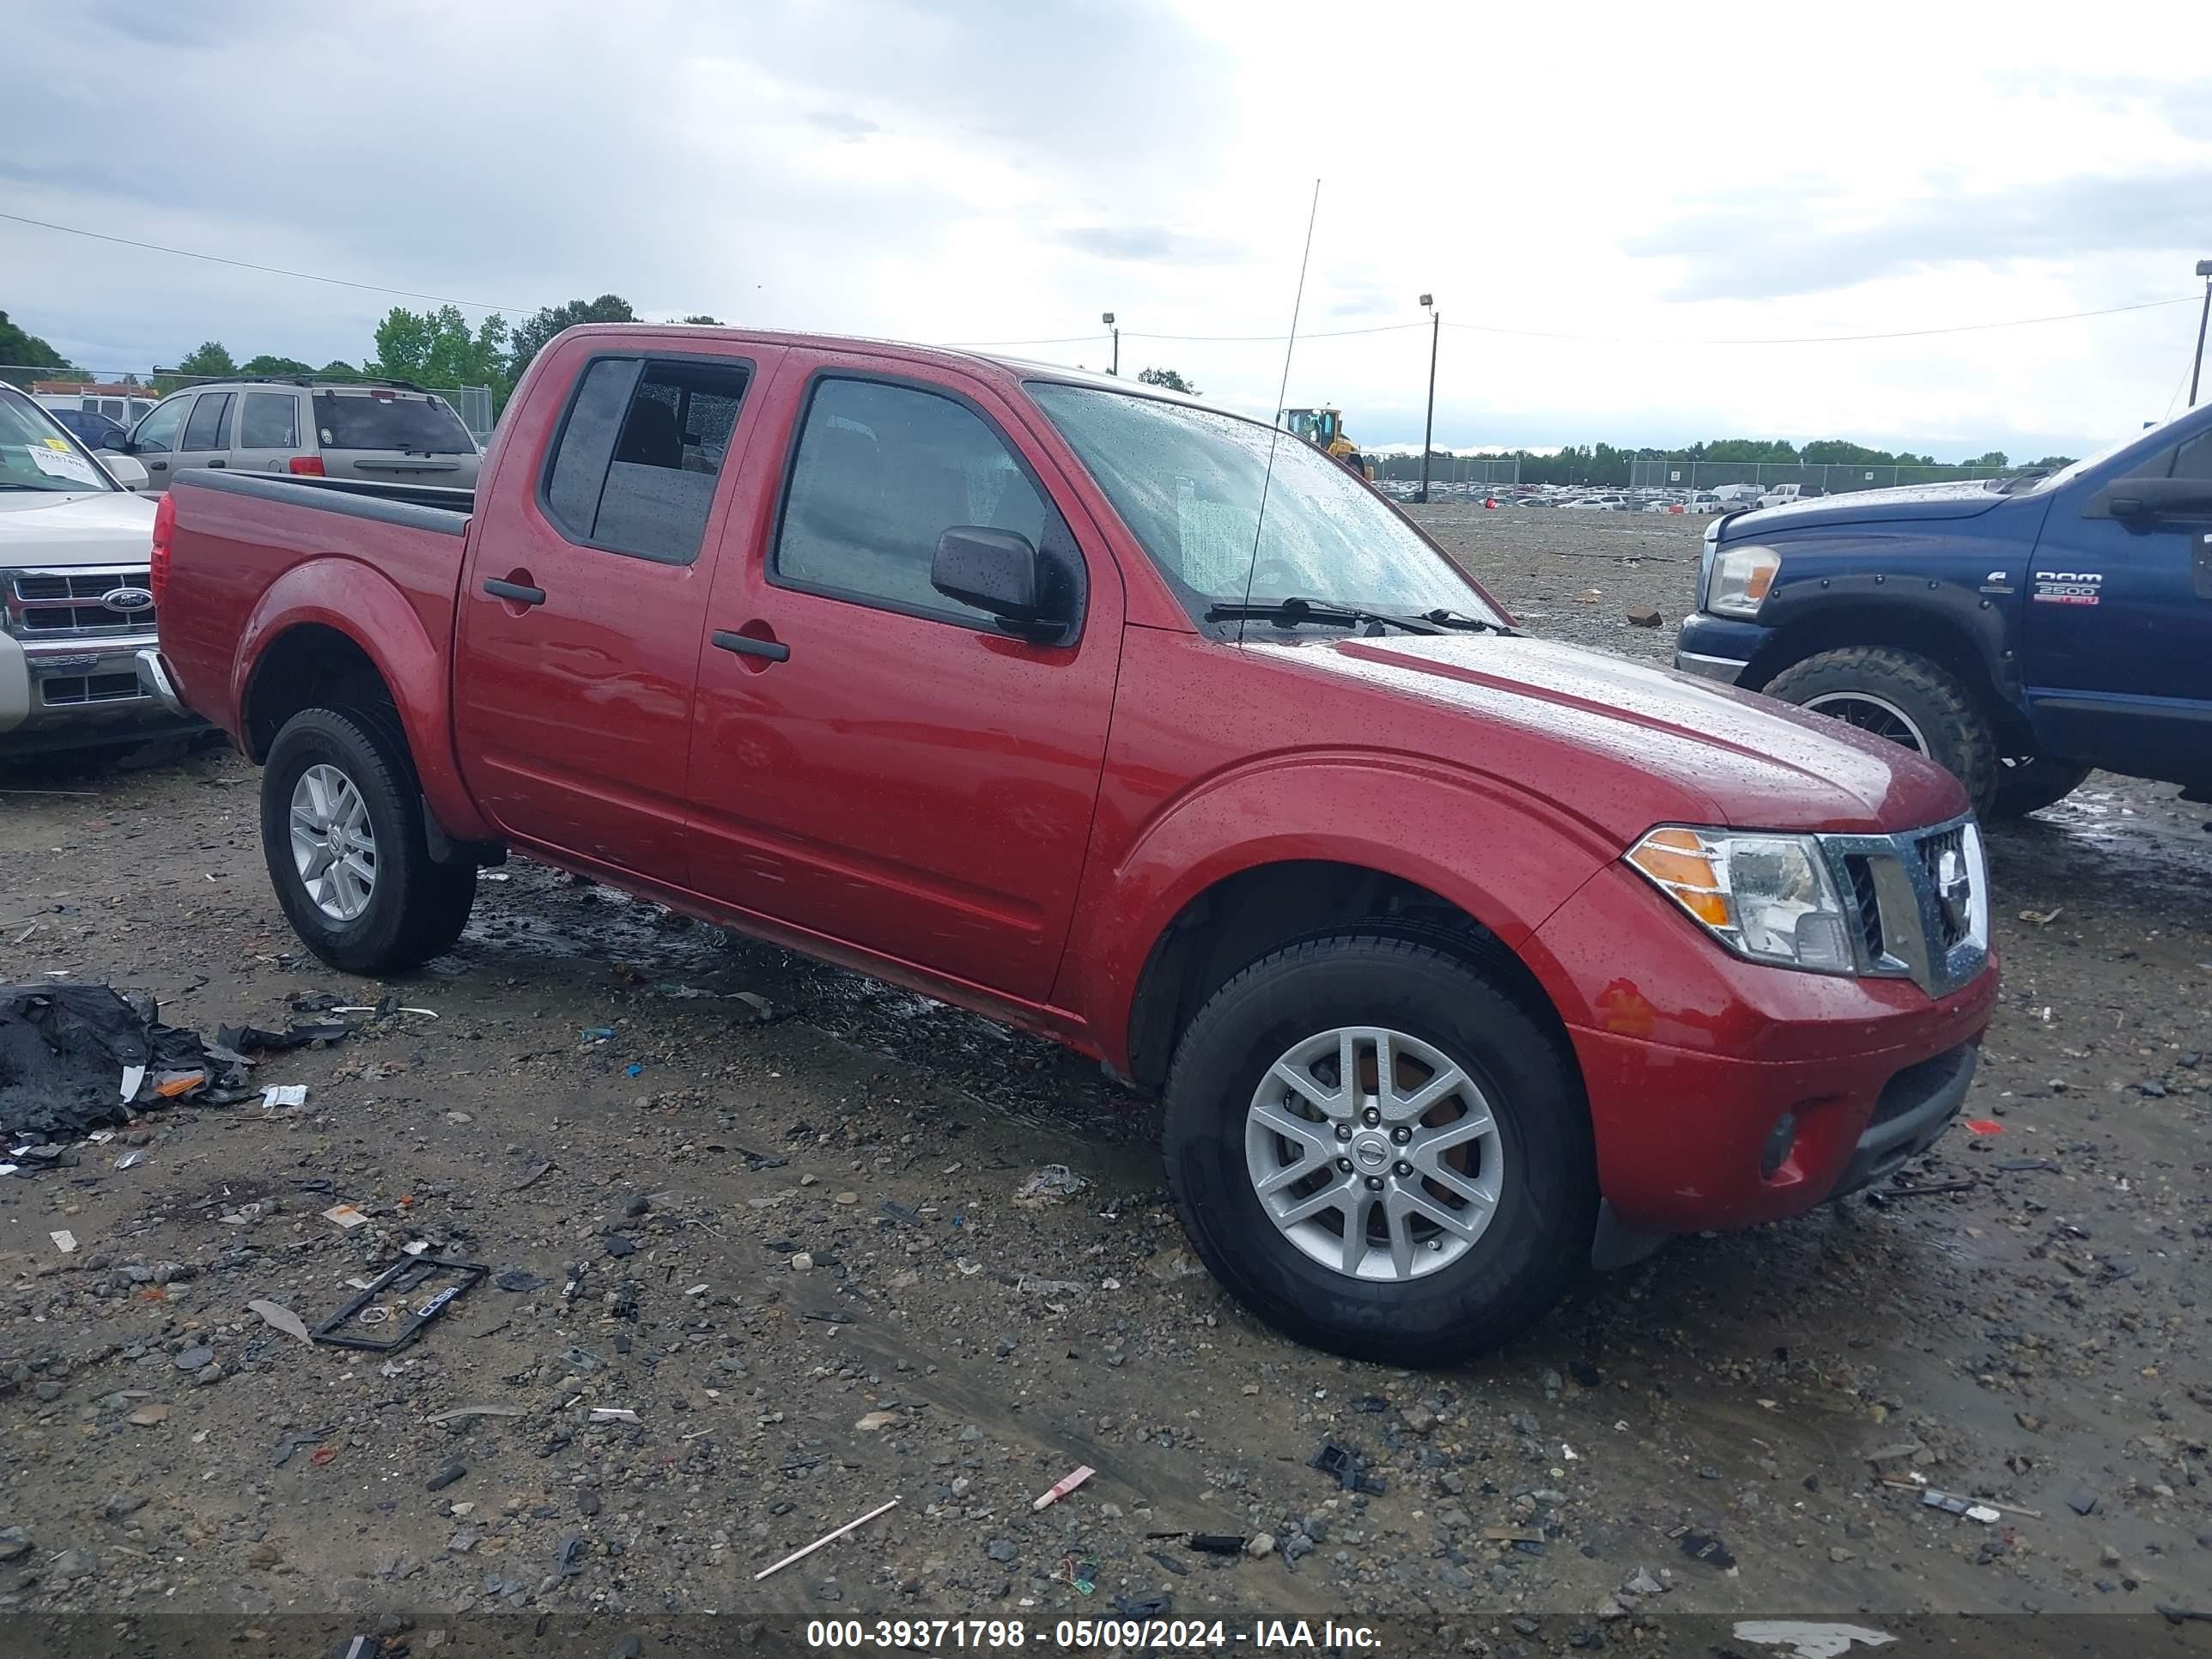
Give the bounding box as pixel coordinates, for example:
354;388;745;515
1416;294;1439;504
1103;313;1119;377
2191;260;2212;408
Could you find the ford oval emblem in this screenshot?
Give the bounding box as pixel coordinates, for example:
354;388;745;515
103;586;155;612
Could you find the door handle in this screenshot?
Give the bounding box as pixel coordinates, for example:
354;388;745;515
483;578;546;606
149;459;169;469
206;459;226;468
712;629;789;663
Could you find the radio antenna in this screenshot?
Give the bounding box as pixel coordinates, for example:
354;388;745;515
1236;178;1322;647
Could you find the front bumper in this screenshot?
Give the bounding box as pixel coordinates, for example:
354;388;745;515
0;629;204;755
1529;861;1998;1237
1673;611;1774;685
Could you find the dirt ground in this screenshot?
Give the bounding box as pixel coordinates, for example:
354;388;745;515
1;507;2208;1647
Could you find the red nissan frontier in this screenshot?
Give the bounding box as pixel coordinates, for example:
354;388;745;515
138;325;1996;1364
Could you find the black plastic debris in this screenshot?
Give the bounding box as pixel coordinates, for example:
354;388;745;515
2068;1489;2100;1516
495;1270;548;1294
313;1257;488;1352
603;1235;636;1259
1349;1395;1389;1413
1678;1531;1735;1570
1309;1438;1388;1495
1146;1551;1188;1577
425;1461;467;1492
216;1020;354;1054
556;1534;587;1577
2;982;220;1139
1188;1534;1245;1555
1114;1594;1172;1617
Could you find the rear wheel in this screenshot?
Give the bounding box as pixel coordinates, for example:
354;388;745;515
261;707;475;975
1764;646;1999;815
1161;933;1595;1365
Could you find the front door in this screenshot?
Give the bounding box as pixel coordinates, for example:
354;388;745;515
452;343;774;881
2024;423;2212;783
126;394;191;492
685;359;1122;1001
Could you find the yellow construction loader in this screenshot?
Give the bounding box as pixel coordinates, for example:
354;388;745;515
1281;406;1374;480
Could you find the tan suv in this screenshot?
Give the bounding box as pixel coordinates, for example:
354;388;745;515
105;378;482;494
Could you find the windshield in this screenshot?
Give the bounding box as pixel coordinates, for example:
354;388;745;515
0;389;115;493
2028;408;2192;495
1030;384;1501;624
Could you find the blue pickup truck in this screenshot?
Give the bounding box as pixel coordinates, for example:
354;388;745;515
1674;404;2212;817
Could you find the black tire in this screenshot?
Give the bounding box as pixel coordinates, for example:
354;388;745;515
1764;646;1998;815
260;707;476;976
1161;934;1596;1366
1990;756;2091;820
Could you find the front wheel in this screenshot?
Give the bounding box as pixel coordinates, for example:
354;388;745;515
1161;934;1595;1366
261;707;476;976
1764;646;1999;815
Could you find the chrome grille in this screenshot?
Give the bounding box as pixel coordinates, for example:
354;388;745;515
6;568;156;640
1815;814;1988;998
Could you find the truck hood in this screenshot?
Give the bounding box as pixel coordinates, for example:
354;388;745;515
0;489;157;563
1723;479;2004;538
1290;630;1965;836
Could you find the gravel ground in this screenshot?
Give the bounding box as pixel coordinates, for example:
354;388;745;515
1;507;2208;1645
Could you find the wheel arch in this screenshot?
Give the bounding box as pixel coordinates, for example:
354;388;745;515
1740;588;2033;750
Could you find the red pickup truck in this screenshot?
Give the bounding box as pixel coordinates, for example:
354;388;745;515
139;325;1996;1363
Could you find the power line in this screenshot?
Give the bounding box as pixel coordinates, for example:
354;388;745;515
1443;294;2200;346
0;210;541;314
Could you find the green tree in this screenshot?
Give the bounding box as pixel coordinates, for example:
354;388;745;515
319;360;359;378
1137;366;1200;395
174;341;236;379
370;305;509;398
506;294;635;385
0;309;80;386
239;354;315;378
681;314;723;325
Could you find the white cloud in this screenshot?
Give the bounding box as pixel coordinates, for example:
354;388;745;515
3;0;2207;458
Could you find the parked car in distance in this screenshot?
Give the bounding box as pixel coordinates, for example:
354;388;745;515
0;384;198;757
1675;402;2212;817
46;406;130;452
111;378;481;494
1758;483;1825;510
32;381;157;428
145;323;1996;1365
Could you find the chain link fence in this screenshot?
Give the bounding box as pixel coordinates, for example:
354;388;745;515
1628;459;2011;493
1371;453;1523;486
5;365;495;441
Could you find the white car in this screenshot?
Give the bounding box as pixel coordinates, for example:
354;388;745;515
0;385;185;757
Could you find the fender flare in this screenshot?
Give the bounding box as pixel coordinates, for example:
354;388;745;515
232;559;494;841
1056;750;1625;1074
1748;574;2021;708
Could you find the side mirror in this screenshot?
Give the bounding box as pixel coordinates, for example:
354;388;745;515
102;454;150;489
932;526;1050;629
2108;477;2212;520
98;433;131;453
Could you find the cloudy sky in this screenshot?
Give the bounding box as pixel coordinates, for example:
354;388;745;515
5;0;2208;459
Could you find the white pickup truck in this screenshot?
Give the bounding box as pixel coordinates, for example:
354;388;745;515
0;385;193;757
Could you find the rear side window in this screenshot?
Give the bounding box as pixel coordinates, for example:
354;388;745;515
181;392;231;452
539;356;750;564
773;377;1063;624
240;392;299;449
314;391;473;453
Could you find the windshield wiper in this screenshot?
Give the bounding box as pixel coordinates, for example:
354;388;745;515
1994;467;2051;495
1205;597;1443;635
1422;607;1511;634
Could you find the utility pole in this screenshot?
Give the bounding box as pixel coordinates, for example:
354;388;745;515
2191;261;2212;407
1417;295;1438;504
1103;313;1119;377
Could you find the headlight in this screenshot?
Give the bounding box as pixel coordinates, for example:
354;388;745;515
1626;826;1855;973
1706;544;1781;618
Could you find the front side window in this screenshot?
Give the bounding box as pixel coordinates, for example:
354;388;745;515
2172;428;2212;482
181;392;232;452
131;397;189;454
240;392;300;450
774;377;1062;624
539;356;750;563
1030;384;1500;623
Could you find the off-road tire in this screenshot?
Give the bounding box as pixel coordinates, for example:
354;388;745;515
261;707;475;976
1990;757;2091;820
1765;646;1999;815
1161;933;1595;1366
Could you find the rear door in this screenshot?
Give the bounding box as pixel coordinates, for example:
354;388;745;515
684;354;1123;1000
2023;422;2212;781
233;389;307;474
452;342;778;881
312;388;481;488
